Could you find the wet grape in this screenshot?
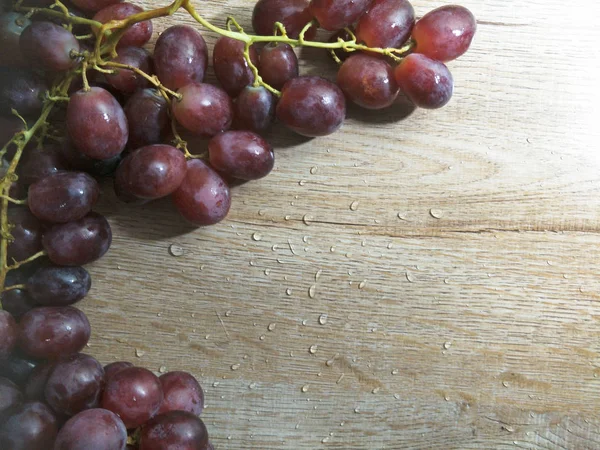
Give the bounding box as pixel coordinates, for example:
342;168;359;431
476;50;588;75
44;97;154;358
213;36;259;97
105;46;153;94
104;361;133;380
0;377;22;417
19;21;80;71
54;408;128;450
93;3;152;48
158;371;204;415
172;83;233;137
124;88;170;150
0;67;46;117
209;130;274;181
0;402;58;450
7;207;43;263
309;0;372;31
258;43;298;90
140;410;209;450
27;265;91;307
394;53;453;109
355;0;414;49
1;286;35;318
233;85;275;133
0;310;17;359
253;0;316;39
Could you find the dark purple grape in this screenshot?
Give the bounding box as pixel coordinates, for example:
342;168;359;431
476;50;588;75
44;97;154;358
19;21;80;71
18;306;91;359
0;402;58;450
172;83;233;138
42;212;112;266
0;353;39;386
233;85;275;133
28;171;100;224
158;371;204;416
0;377;22;417
18;145;68;185
0;12;31;67
93;3;152;48
154;25;208;90
213;36;258;97
258;43;298;90
45;353;104;416
124;88;170;150
309;0;372;31
54;408;128;450
69;0;122;12
67;87;129;160
276;76;346;137
27;265;91;307
139;411;208;450
355;0;414;49
1;287;35;318
172;159;231;226
101;366;163;429
115;145;187;199
30;1;89;36
24;362;56;401
337;53;398;109
105;46;153;94
0;67;46;117
60;141;122;177
0;310;18;359
7;207;43;263
327;28;353;62
252;0;316;39
208;131;274;181
412;5;476;62
394;53;453;109
103;361;133;380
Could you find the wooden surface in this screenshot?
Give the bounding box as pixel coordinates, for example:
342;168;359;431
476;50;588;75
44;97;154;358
86;0;600;448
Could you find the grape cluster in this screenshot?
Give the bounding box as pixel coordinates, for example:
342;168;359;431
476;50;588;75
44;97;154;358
0;0;476;447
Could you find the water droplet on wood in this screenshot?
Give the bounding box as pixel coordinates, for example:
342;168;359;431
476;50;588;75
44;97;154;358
225;310;231;317
350;200;359;211
135;349;145;358
303;235;309;243
322;437;330;443
284;215;291;221
168;244;184;257
394;394;401;400
252;232;262;241
391;369;399;375
213;381;220;387
302;214;313;225
259;335;265;340
231;363;240;371
301;384;309;393
310;166;317;174
315;269;322;281
430;209;443;219
309;344;318;354
372;387;380;394
267;323;276;331
387;243;393;249
299;180;306;186
406;271;415;283
358;280;366;289
443;341;452;349
319;314;328;325
308;285;316;298
248;382;256;389
345;252;353;258
354;407;360;413
330;246;336;252
286;288;292;296
337;374;345;384
158;366;167;373
264;269;271;276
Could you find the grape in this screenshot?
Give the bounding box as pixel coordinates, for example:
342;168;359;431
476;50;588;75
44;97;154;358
67;87;129;160
115;145;187;199
1;286;35;318
60;141;123;177
124;89;170;150
276;76;346;137
208;131;274;181
44;353;105;416
0;377;22;417
27;265;91;307
0;310;18;359
19;21;80;71
172;159;231;226
158;371;204;415
140;411;209;450
54;408;128;450
172;83;233;138
104;361;133;380
31;1;89;36
252;0;316;40
69;0;122;12
0;12;31;67
7;207;43;263
18;145;68;185
327;28;353;62
233;85;275;133
337;53;398;109
18;306;91;359
154;25;208;90
42;212;112;266
213;36;258;97
93;3;152;48
0;67;47;117
0;402;58;450
101;366;164;429
412;5;476;62
258;43;298;90
394;53;453;109
28;171;99;224
309;0;372;31
355;0;414;49
24;362;55;401
113;177;150;205
0;353;39;386
105;46;153;94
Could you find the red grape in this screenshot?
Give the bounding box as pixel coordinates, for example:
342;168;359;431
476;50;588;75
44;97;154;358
0;12;31;67
233;85;275;133
0;67;47;116
101;366;164;429
355;0;414;49
213;36;258;97
258;43;298;90
253;0;316;39
7;207;43;263
0;310;17;359
0;353;39;386
28;171;100;224
69;0;122;12
0;402;58;450
0;377;22;417
93;3;152;48
309;0;372;31
105;46;153;94
115;145;187;199
42;212;112;266
67;87;129;160
54;408;128;450
18;306;91;359
27;265;91;307
154;25;208;90
337;53;398;109
139;410;209;450
172;159;231;226
412;5;476;62
1;286;35;318
172;83;233;138
209;130;274;181
19;21;80;71
104;361;133;380
158;371;205;415
18;145;68;185
394;53;453;109
124;89;170;149
276;76;346;137
24;362;56;401
60;141;123;177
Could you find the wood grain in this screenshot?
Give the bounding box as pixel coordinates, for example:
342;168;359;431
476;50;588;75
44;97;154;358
83;0;600;448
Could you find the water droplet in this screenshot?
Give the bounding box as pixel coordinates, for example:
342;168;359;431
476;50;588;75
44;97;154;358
443;341;452;349
502;381;509;388
309;344;318;354
430;209;443;219
284;215;291;221
406;271;415;283
345;252;353;258
394;394;401;400
301;384;309;393
267;323;276;331
205;334;210;339
547;260;553;265
337;373;345;384
330;246;336;252
252;232;262;241
303;235;309;243
387;243;393;249
308;285;316;298
302;319;308;326
249;260;256;266
322;437;330;443
264;268;271;276
248;382;256;389
135;349;145;358
168;244;184;257
295;424;300;429
231;363;241;371
372;387;380;394
361;240;366;247
318;314;328;325
354;407;360;413
158;366;167;373
310;166;317;174
213;381;220;387
302;214;313;225
397;212;408;220
258;209;266;216
286;288;292;296
259;335;265;340
391;369;399;375
358;280;366;289
350;200;359;211
444;278;450;284
315;269;322;281
225;310;231;317
299;180;306;186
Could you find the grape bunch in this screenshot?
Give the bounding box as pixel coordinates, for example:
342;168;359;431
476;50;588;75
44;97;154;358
0;0;476;447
